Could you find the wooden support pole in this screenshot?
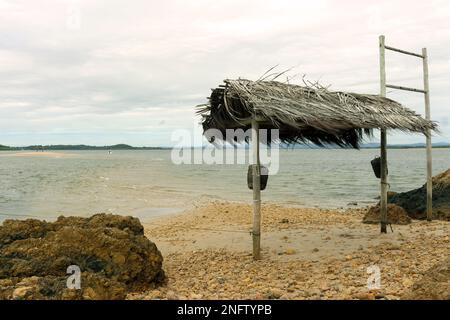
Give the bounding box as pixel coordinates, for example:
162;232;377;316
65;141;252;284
251;119;261;260
380;130;388;233
385;84;426;94
384;45;424;58
422;47;433;221
379;35;388;234
378;37;433;225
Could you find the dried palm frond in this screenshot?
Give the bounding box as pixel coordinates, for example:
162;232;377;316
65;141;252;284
197;78;437;148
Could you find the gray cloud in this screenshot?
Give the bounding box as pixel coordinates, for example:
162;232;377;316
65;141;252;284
0;0;449;146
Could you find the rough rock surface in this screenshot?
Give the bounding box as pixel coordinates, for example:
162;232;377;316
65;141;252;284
363;204;411;225
402;257;450;300
0;214;164;300
389;168;450;220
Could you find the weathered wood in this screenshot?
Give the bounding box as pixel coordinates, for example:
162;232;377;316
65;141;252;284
251;119;261;260
384;45;424;58
386;84;426;94
422;48;433;221
379;35;388;234
380;129;388;233
379;37;434;225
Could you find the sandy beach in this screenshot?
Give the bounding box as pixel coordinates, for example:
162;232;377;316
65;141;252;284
126;201;449;300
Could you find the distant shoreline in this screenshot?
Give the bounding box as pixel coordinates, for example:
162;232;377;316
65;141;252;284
0;151;75;158
0;144;170;151
1;144;449;151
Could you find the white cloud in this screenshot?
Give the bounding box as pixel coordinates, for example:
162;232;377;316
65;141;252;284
0;0;449;146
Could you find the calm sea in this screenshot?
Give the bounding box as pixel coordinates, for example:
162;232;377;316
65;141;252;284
0;148;448;222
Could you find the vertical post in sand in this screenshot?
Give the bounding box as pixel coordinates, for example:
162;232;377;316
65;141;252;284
251;119;261;260
422;47;433;221
379;35;388;234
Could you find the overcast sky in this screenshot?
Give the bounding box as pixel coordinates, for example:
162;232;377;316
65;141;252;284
0;0;449;146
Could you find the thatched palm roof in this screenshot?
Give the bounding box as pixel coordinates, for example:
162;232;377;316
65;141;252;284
198;79;437;148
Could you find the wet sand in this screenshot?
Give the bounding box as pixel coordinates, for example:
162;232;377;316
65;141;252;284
130;201;449;300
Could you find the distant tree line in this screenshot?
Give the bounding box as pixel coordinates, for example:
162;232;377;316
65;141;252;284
0;143;449;151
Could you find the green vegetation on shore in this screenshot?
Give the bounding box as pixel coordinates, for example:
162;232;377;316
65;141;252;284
0;143;449;151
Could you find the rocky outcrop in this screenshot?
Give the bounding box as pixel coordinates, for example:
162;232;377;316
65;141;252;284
0;214;164;300
389;168;450;220
363;204;411;225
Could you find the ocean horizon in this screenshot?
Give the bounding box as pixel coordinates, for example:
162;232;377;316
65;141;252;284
1;148;448;222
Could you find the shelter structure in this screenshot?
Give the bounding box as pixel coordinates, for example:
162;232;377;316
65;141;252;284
198;76;437;260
